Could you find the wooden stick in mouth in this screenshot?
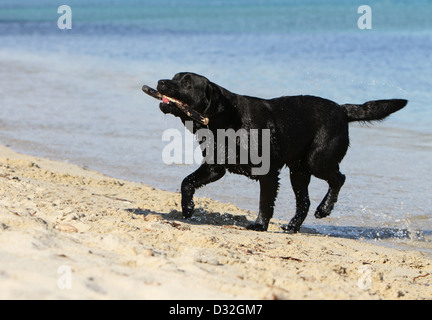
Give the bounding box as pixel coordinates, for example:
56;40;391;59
142;85;209;125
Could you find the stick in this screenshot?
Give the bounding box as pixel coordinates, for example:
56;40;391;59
142;85;209;125
413;273;430;282
91;193;132;203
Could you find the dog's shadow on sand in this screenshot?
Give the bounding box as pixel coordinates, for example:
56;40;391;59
126;207;432;242
126;207;251;228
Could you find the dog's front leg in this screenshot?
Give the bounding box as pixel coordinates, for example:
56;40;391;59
247;171;280;231
181;164;226;218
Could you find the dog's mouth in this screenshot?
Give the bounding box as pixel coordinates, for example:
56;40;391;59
141;85;180;114
142;84;209;125
162;96;170;104
159;100;175;114
159;95;184;115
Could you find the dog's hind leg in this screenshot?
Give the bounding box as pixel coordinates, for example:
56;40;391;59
314;170;346;218
181;164;226;218
307;127;348;219
282;168;311;233
246;171;280;231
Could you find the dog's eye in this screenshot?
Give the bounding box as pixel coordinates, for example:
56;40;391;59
182;80;191;88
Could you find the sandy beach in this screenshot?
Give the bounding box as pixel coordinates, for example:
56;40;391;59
0;145;430;300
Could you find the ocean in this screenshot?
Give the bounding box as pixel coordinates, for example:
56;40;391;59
1;0;431;253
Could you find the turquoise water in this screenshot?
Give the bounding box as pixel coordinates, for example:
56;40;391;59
1;0;432;128
1;0;431;251
2;0;432;33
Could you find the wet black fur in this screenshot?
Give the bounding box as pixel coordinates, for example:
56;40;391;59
157;72;407;232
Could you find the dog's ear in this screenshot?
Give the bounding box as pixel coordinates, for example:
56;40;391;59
205;83;212;104
203;82;213;114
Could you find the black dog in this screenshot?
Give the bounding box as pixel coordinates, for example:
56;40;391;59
156;72;407;232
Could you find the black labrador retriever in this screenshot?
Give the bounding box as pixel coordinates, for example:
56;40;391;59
156;72;407;232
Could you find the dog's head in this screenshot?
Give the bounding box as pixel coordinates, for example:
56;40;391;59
157;72;220;122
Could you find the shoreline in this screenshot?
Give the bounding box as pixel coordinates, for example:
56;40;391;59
0;145;431;299
1;51;432;257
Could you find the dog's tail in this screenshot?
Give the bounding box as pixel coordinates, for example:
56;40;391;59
342;99;407;123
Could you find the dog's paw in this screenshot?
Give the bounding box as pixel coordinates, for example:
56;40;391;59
314;207;331;219
246;222;268;232
281;223;300;233
181;201;194;219
315;199;336;219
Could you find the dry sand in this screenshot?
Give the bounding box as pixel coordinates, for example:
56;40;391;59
0;145;431;299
